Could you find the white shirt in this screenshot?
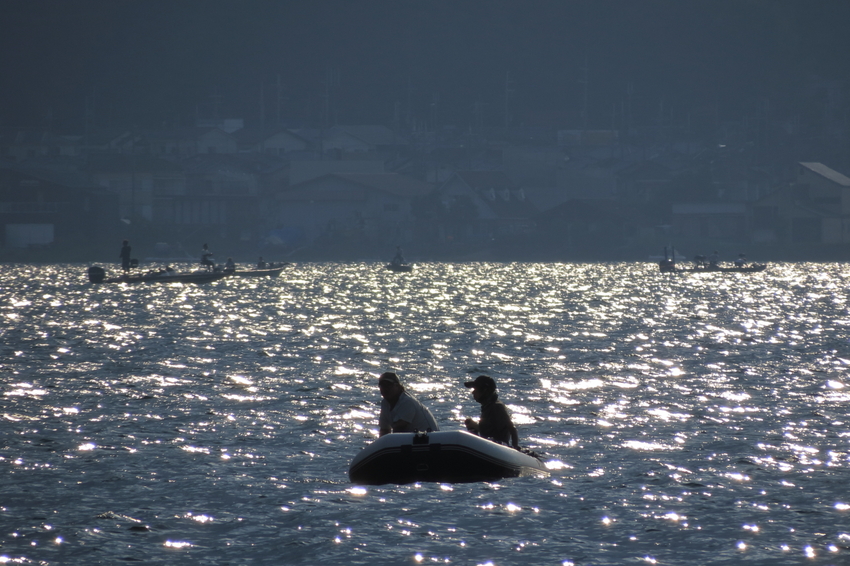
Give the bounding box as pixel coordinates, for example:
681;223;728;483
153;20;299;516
379;391;439;433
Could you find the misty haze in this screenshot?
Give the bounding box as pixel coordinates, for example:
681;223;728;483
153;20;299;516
1;1;849;264
6;4;850;565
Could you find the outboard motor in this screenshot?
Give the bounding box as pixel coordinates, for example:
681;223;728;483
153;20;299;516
88;265;106;284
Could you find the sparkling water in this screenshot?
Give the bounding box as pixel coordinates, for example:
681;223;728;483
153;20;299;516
2;262;849;565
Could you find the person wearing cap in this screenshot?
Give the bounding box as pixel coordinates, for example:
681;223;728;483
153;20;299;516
464;375;520;449
378;372;440;436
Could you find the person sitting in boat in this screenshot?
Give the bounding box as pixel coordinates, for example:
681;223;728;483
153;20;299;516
734;253;747;267
224;257;236;272
257;257;266;269
708;250;719;267
464;375;520;449
378;372;439;436
201;243;215;271
391;246;406;266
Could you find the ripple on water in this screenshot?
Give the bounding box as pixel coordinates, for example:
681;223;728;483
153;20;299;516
1;261;850;564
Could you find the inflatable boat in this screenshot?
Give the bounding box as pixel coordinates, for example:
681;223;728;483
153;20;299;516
385;262;414;272
348;430;548;485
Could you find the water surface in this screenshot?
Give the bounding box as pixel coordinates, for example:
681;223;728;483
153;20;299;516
2;262;850;565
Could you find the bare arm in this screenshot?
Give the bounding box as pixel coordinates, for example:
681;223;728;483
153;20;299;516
509;423;519;449
391;419;413;433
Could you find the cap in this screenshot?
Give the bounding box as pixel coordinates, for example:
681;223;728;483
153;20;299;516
464;375;496;390
378;372;401;385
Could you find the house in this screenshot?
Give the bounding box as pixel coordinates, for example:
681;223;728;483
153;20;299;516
0;162;118;249
437;171;538;243
321;125;404;154
276;173;433;245
502;144;563;188
151;154;291;242
233;128;310;155
616;159;672;202
555;153;618;200
671;202;749;241
88;154;185;222
557;130;620;147
288;159;385;185
135;128;238;157
750;162;850;244
535;198;655;252
195;118;244;133
0;131;84;162
190;128;238;155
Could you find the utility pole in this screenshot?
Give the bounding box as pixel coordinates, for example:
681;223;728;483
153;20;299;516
210;91;223;120
320;68;339;159
84;88;96;143
276;75;283;127
44;108;53;135
323;68;340;130
324;72;330;130
473;100;483;131
504;71;514;128
407;75;413;128
578;57;589;130
259;80;265;130
430;92;439;132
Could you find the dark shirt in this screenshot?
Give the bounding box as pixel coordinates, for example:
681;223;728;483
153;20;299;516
477;392;516;445
120;244;131;269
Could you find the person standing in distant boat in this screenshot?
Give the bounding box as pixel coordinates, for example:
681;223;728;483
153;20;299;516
378;372;439;436
119;240;132;274
201;243;215;271
464;375;520;449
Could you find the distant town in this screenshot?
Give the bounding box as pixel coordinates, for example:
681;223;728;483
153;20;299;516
2;87;850;265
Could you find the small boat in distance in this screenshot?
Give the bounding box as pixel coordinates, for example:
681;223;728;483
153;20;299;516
385;262;414;272
678;263;767;273
224;264;288;278
658;247;766;274
87;265;228;285
349;430;548;485
386;245;413;272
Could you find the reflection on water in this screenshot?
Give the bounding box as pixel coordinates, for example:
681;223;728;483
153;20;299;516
1;262;850;564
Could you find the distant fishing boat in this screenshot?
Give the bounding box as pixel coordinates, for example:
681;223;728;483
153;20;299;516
669;263;767;274
657;247;766;273
87;266;227;285
385;262;414;272
224;264;288;278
